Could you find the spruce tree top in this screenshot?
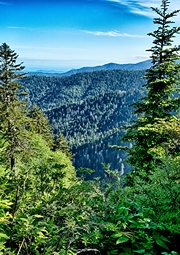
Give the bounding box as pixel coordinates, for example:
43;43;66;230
134;0;180;121
0;43;25;79
122;0;180;174
0;43;26;103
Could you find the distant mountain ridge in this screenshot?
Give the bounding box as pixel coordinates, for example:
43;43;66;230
62;59;180;76
63;59;151;76
28;59;151;76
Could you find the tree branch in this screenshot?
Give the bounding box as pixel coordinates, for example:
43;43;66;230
77;248;101;254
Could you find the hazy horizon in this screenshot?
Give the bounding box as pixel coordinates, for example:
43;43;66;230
22;58;151;73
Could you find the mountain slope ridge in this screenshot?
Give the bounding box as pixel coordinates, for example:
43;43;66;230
28;59;151;76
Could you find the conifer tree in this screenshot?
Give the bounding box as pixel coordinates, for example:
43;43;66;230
0;43;30;170
122;0;180;173
53;133;72;160
28;104;54;147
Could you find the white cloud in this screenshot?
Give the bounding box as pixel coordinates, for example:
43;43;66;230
7;26;41;31
83;30;146;37
106;0;180;19
134;54;150;60
8;26;26;29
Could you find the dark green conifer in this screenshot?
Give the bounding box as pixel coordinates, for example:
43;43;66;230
0;43;30;170
53;133;72;160
122;0;180;173
28;104;54;147
135;0;180;119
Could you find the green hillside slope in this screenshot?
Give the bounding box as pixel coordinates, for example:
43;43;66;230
21;69;146;177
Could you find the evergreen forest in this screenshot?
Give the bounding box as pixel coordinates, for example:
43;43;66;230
0;0;180;254
21;69;146;177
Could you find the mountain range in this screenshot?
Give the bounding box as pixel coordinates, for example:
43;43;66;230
28;59;151;76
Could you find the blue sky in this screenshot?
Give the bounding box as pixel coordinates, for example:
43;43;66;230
0;0;180;71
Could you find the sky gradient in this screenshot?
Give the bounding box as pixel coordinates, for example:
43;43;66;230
1;0;180;72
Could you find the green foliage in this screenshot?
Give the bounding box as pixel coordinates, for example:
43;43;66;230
43;158;179;254
0;184;12;253
0;44;77;254
122;0;180;173
0;133;76;254
128;156;180;232
28;104;54;147
21;69;145;175
53;133;72;160
0;133;180;254
0;43;31;170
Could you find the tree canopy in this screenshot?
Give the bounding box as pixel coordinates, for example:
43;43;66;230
122;0;180;173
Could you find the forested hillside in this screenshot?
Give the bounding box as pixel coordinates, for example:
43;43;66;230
21;69;146;176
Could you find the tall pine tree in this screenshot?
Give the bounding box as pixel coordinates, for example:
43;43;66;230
0;43;30;170
122;0;180;174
